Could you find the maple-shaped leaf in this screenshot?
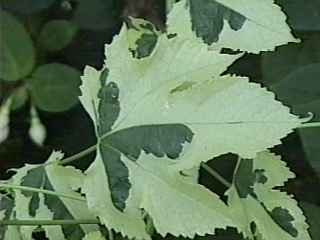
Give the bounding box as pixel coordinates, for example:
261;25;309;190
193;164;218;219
167;0;299;53
226;151;311;240
79;22;302;239
0;194;23;240
10;151;99;240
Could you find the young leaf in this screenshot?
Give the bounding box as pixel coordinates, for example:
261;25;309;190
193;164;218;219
80;23;302;239
38;20;78;52
0;195;23;240
28;63;81;112
226;151;311;240
0;10;35;81
167;0;298;53
11;151;99;240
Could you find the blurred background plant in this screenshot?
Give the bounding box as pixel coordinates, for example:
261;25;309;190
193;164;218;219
0;0;320;239
0;0;125;178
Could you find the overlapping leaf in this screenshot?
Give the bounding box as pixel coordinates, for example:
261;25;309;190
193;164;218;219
226;151;311;240
261;39;320;176
83;231;105;240
124;154;236;237
79;21;302;239
0;194;22;240
11;151;99;240
0;10;35;81
167;0;298;53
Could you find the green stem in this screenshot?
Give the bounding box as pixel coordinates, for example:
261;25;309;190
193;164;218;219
58;144;98;166
299;122;320;129
0;183;86;202
56;145;233;190
49;121;320;177
55;128;119;166
0;219;100;226
201;163;231;188
108;229;114;240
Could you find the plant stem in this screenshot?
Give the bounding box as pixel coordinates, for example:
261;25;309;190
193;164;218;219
108;229;114;240
0;219;100;226
55;145;237;190
201;163;231;188
299;122;320;129
55;129;118;166
0;183;86;202
51;121;320;168
47;122;320;172
58;144;98;166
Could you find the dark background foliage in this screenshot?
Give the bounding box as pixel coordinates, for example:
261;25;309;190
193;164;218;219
0;0;320;239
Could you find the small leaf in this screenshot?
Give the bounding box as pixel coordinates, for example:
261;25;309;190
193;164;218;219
0;11;35;81
39;20;78;52
12;151;99;240
0;194;23;240
227;151;310;240
29;63;81;112
21;167;85;238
